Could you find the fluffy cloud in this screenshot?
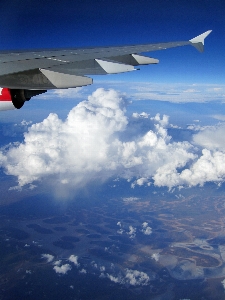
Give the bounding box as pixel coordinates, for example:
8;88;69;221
1;88;225;193
100;266;105;272
68;255;80;267
53;264;72;275
106;269;150;286
116;221;152;237
151;253;160;262
221;279;225;290
79;268;87;274
41;254;54;263
116;222;137;238
141;222;152;235
53;260;62;266
154;149;225;187
127;225;136;239
116;222;124;234
106;274;121;284
0;88;127;195
124;269;150;286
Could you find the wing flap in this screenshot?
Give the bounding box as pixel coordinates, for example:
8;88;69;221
40;69;93;88
39;55;158;77
0;69;92;89
107;54;159;66
95;59;135;74
132;54;159;65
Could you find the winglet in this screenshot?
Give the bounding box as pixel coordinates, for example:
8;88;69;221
189;30;212;52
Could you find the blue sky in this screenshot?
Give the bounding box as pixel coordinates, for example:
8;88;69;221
0;0;225;197
0;0;224;83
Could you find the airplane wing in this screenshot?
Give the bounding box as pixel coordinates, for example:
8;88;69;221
0;30;212;110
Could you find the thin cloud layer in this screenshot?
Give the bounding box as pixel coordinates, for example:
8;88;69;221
95;81;225;103
1;88;225;193
193;124;225;151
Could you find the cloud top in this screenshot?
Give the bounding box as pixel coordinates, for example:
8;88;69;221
1;88;225;194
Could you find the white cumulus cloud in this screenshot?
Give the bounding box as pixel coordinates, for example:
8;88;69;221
127;226;136;239
41;254;54;263
1;88;225;193
141;222;152;235
221;278;225;289
68;255;80;267
53;260;62;266
79;268;87;274
117;221;122;227
124;269;150;286
100;266;105;272
53;264;72;275
106;269;150;286
106;273;121;284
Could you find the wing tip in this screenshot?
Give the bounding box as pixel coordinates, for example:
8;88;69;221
189;30;212;52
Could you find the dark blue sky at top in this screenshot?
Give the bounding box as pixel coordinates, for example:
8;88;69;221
0;0;223;48
0;0;224;83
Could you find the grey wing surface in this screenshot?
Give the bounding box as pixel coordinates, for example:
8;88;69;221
0;30;211;90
